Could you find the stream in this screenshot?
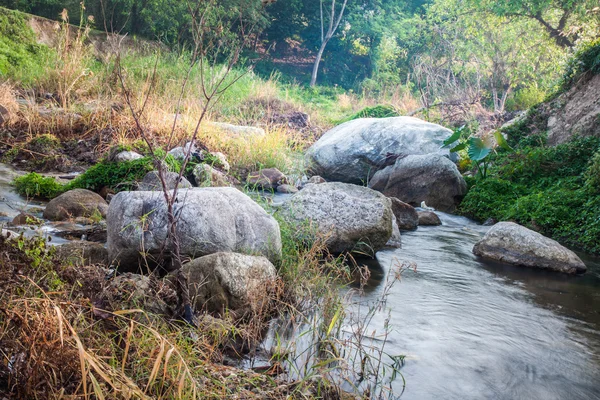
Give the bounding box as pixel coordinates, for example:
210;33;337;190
2;164;600;399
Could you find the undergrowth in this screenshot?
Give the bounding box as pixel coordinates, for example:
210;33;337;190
460;136;600;254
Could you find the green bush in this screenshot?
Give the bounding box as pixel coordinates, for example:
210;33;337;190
65;157;155;192
557;37;600;95
343;105;399;122
460;137;600;254
14;172;63;199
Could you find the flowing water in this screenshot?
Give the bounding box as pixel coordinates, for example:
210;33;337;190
356;212;600;399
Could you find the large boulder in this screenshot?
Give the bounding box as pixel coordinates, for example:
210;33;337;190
306;116;453;184
43;189;108;221
182;252;277;317
107;188;282;271
390;198;418;231
369;154;467;212
278;182;393;254
473;222;586;274
137;171;192;191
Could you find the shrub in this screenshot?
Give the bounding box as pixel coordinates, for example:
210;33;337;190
585;149;600;193
14;173;63;199
342;104;399;122
65;157;155;192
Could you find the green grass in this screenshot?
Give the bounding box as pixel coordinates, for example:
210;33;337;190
0;7;55;85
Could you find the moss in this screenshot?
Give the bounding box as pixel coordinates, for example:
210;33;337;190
27;133;61;153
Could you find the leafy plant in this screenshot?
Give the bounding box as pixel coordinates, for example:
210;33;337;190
65;158;155;193
14;173;64;199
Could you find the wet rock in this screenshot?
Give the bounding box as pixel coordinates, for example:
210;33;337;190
276;184;298;194
182;252;278;317
473;222;587;274
483;218;497;226
369;154;467;212
43;189;108;221
247;168;287;191
107;188;282;271
1;229;18;239
113;150;143;162
418;211;442;226
193;164;231;187
55;241;108;266
386;217;402;248
307;116;454;183
390;198;418;231
137;171;192;191
278;182;393;254
11;212;42;226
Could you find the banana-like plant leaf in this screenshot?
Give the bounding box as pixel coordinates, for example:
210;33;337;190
450;142;467;152
493;130;513;151
468;137;492;161
442;128;462;147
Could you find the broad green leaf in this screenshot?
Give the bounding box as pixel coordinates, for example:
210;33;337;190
450;142;467;152
443;128;462;147
468;137;492;161
493;130;513;151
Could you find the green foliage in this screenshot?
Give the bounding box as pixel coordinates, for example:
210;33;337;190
66;157;154;192
14;172;63;199
342;105;399;123
0;7;54;84
460;137;600;254
557;37;600;94
27;133;61;153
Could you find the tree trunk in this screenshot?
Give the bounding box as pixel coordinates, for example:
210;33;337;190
310;38;329;87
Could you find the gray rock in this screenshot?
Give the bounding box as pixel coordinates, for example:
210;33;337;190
208;122;266;137
307;175;326;184
11;212;41;226
390;198;418;231
55;241;108;266
43;189;108;221
247;168;287;191
113;151;143;162
193;164;231;187
182;252;277;316
473;222;586;274
168;142;196;160
418;211;442;226
369;154;467;212
386;217;402;248
209;152;230;172
137;171;192;191
307;116;454;183
279;182;393;254
107;188;282;271
277;184;298;194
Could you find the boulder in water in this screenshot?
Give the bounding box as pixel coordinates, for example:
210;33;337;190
369;154;467;212
473;222;586;274
390;197;418;231
107;188;282;271
43;189;108;221
278;182;393;254
418;211;442;226
306;116;453;183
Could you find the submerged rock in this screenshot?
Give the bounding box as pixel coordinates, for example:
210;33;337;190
418;211;442;226
369;154;467;212
107;188;282;271
43;189;108;221
306;116;453;184
182;252;278;317
473;222;586;274
137;171;192;191
278;182;393;254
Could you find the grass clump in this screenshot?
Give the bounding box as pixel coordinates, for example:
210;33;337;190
13;172;63;199
460;136;600;254
65;157;155;193
342;104;399;122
